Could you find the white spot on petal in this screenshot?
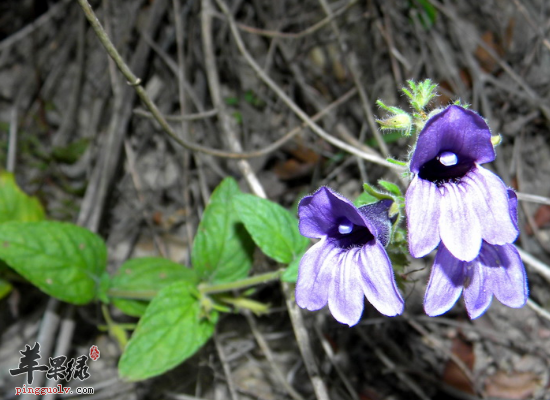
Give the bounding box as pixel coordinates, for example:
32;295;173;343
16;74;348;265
439;151;458;166
338;221;353;234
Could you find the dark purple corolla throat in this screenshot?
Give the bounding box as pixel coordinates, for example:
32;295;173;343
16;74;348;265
330;217;374;249
418;150;474;186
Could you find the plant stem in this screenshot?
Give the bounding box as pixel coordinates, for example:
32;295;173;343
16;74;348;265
106;289;157;300
107;270;283;300
199;270;283;294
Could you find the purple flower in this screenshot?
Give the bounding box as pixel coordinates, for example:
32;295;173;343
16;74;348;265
406;105;518;261
296;187;404;326
424;190;528;318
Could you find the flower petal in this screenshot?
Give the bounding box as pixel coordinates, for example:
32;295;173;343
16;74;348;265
507;189;519;230
295;238;338;311
410;105;495;173
298;187;367;238
406;175;441;258
327;248;365;326
463;258;493;319
439;181;482;261
465;167;518;245
480;243;528;308
356;241;404;316
424;245;465;316
358;199;393;246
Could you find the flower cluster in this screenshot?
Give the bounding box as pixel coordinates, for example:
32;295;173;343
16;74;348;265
407;105;527;318
295;98;528;325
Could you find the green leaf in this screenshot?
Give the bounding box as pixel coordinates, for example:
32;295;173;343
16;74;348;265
108;257;198;317
0;171;45;223
0;278;12;299
118;281;217;381
281;249;307;283
192;178;254;284
234;193;309;264
97;272;111;304
378;180;403;197
0;221;106;304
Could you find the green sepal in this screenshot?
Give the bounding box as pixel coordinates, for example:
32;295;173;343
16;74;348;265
354;190;380;208
376;101;413;136
452;99;470;108
359;182;405;235
378;180;402;197
386;158;408;167
376;100;408;116
363;183;394;202
402;79;439;113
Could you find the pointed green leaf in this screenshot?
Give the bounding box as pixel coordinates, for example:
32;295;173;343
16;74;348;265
376;100;407;115
234;193;309;264
0;221;106;304
0;171;45;223
118;281;217;381
192;177;254;284
378;180;403;197
401;87;413;100
108;257;198;317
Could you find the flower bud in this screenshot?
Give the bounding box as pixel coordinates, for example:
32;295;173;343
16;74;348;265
491;134;502;147
377;113;413;135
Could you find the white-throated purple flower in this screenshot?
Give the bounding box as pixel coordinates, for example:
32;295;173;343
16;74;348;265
424;190;528;318
406;105;518;261
296;187;404;326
